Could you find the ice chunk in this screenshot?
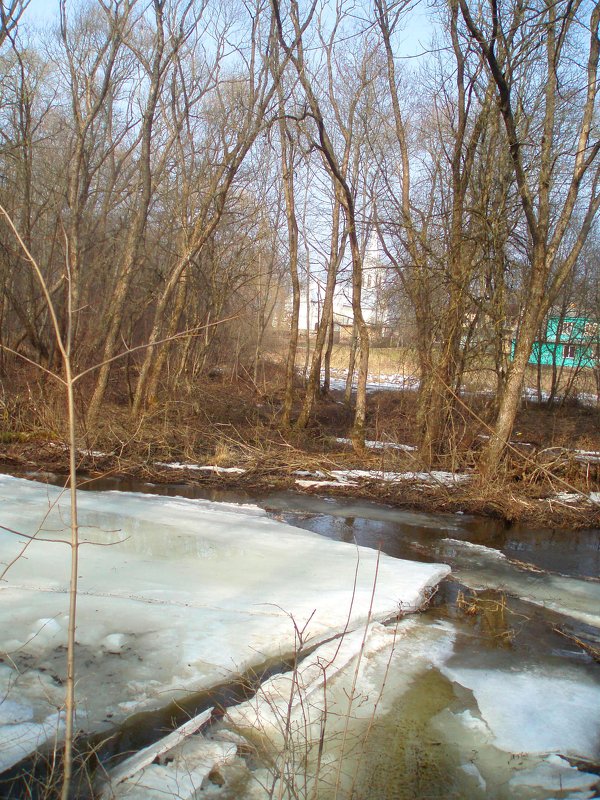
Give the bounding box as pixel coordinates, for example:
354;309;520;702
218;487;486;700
220;619;456;799
102;633;128;654
435;538;600;628
107;742;237;800
441;538;507;560
509;754;598;794
0;713;64;773
100;708;216;798
460;762;487;791
441;664;600;760
0;700;34;726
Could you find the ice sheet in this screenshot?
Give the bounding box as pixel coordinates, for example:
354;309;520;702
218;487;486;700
435;538;600;629
441;664;600;760
509;755;598;794
219;618;456;799
0;474;450;770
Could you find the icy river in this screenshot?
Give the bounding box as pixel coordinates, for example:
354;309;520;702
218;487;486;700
0;473;599;799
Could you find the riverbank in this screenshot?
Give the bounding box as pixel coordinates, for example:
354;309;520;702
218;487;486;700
2;366;600;530
2;434;599;530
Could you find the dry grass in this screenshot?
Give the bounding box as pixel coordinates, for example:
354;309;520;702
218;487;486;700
1;357;600;529
326;344;420;376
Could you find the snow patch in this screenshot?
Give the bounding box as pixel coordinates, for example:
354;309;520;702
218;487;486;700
334;437;417;452
155;462;246;474
329;469;471;485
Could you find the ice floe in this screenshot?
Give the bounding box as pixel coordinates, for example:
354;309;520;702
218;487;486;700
0;474;449;771
435;538;600;629
441;663;600;758
111;616;600;800
212;618;456;800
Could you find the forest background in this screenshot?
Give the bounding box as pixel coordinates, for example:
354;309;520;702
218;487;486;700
1;0;600;523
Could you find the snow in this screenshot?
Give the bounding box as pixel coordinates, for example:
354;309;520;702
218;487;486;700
49;442;112;458
155;462;246;474
334;437;417;452
547;492;600;506
573;449;600;462
295;469;470;488
552;492;587;503
295;479;359;489
326;371;421;393
0;474;450;770
550;491;600;506
330;468;471;485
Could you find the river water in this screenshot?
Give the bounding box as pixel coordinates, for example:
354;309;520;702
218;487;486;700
3;472;600;798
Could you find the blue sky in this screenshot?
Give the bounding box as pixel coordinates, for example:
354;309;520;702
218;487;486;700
23;0;58;25
21;0;436;56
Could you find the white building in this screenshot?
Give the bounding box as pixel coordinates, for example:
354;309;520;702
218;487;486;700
298;237;388;337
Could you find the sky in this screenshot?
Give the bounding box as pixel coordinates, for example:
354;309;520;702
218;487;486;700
21;0;437;58
23;0;57;26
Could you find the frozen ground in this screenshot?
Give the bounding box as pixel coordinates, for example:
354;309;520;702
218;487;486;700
0;474;449;772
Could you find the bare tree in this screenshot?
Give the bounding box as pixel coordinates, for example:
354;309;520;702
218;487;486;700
86;0;201;424
131;0;280;415
273;36;301;426
374;0;496;463
272;0;371;449
459;0;600;475
0;0;28;48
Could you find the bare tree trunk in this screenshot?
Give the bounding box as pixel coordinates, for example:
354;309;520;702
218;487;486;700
273;47;301;426
322;302;334;394
344;322;357;405
295;197;345;428
348;224;370;448
272;0;370;447
87;0;172;426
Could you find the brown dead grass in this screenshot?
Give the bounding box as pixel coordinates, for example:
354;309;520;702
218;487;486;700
2;358;600;529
